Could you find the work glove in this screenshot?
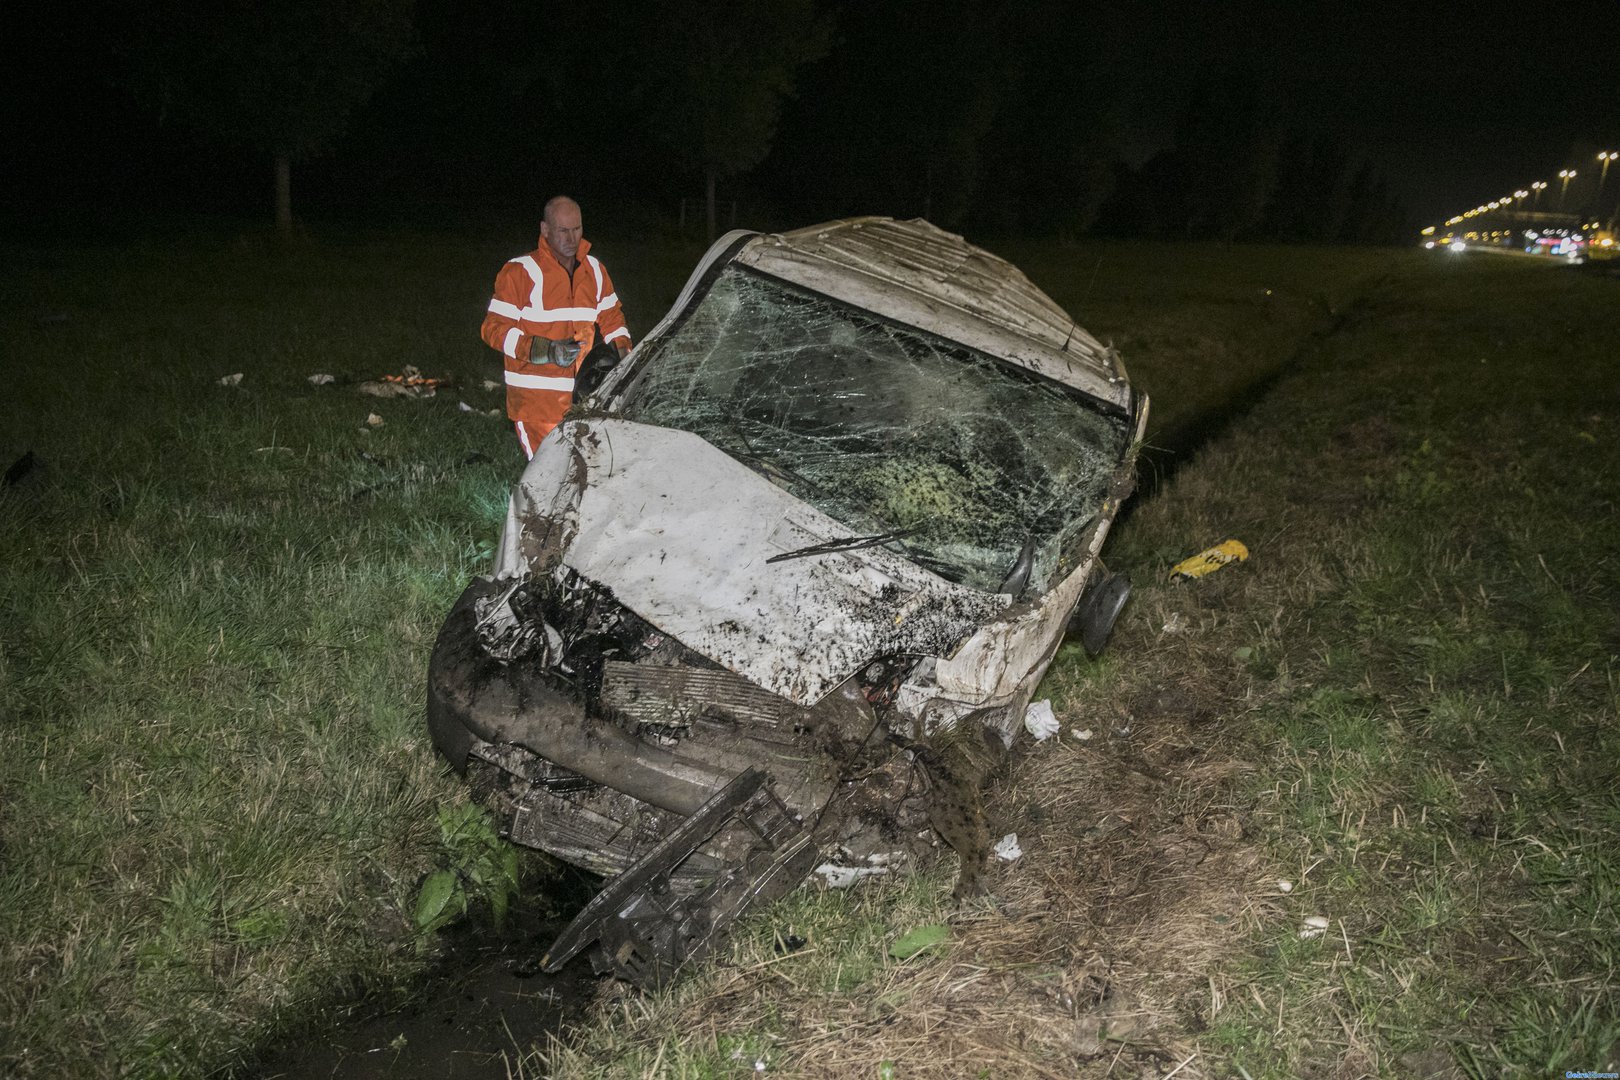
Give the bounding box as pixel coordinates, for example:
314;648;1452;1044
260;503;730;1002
529;336;581;367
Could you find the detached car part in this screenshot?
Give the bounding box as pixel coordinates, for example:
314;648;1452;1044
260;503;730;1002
427;217;1148;986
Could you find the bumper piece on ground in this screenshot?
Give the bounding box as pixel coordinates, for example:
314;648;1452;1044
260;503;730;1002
540;767;819;987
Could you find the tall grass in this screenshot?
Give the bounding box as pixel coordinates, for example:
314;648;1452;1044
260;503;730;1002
0;229;700;1077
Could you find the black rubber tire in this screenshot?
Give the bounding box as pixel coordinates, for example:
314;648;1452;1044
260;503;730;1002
425;578;504;772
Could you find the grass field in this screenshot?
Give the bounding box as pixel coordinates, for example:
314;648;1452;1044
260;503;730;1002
2;228;1613;1077
530;251;1620;1077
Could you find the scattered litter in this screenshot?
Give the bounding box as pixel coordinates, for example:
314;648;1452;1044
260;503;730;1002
754;1061;766;1073
1023;699;1060;741
1171;539;1249;580
382;366;446;388
1277;879;1294;894
993;833;1022;861
459;401;474;412
888;923;949;960
358;380;418;398
358;365;448;398
1298;914;1329;939
481;379;502;392
1162;612;1187;634
307;373;335;386
217;372;243;386
815;851;904;889
365;413;384;428
1071;727;1094;741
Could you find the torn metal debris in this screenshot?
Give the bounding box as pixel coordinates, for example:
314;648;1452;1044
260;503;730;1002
426;217;1149;987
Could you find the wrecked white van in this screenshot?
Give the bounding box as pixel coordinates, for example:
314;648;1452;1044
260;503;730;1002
426;218;1146;985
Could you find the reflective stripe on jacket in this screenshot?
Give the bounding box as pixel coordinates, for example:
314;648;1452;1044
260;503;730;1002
479;236;631;436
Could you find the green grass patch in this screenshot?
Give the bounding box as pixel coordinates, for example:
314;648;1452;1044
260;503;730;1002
1103;255;1620;1076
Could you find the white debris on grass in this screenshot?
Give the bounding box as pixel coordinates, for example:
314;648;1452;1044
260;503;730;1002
815;851;904;889
217;372;243;386
1298;915;1329;939
993;833;1022;861
1072;727;1094;741
459;401;474;412
1277;879;1294;893
365;413;384;428
1023;699;1060;741
1162;612;1187;634
307;373;335;385
482;379;502;392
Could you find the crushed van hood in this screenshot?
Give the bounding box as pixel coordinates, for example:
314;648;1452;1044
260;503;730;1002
495;419;1009;705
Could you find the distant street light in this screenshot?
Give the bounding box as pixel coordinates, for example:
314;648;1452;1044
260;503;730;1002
1558;169;1577;211
1531;180;1548;216
1599;152;1617;226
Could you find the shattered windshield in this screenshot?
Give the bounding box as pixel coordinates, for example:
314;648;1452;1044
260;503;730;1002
617;265;1130;592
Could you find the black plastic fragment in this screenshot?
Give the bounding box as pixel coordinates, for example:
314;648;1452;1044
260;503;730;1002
5;451;38;487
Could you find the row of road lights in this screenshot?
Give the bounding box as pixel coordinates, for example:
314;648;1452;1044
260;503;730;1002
1425;151;1618;238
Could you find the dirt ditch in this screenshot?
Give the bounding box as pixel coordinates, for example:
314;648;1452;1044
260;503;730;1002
245;885;597;1080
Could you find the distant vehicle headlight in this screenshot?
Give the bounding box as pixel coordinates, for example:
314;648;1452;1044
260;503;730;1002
1449;241;1467;253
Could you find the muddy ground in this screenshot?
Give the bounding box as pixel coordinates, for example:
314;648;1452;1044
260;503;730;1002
247;892;597;1080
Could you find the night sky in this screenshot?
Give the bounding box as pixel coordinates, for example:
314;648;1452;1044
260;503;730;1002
4;0;1617;239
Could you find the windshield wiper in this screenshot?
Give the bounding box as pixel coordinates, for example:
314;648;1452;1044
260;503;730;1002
766;527;919;564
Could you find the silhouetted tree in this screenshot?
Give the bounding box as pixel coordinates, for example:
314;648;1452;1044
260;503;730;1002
1264;133;1355;242
982;0;1148;238
1174;74;1281;241
630;0;830;238
127;0;415;233
766;1;1003;228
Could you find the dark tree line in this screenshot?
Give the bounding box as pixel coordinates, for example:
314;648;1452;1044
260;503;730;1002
11;0;1411;243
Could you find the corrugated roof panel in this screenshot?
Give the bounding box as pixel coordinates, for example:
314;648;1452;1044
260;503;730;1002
737;217;1127;409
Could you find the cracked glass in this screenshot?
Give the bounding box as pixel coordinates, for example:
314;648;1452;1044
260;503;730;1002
617;265;1130;593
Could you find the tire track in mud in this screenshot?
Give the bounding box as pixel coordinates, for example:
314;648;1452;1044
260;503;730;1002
1125;275;1403;512
930;272;1415;1075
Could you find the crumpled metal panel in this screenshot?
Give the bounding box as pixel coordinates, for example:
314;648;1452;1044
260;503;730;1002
737;217;1129;411
495;419;1008;707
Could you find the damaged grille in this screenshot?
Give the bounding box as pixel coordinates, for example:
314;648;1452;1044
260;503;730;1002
600;659;799;730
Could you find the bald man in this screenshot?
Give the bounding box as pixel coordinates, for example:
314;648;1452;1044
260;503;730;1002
479;196;633;458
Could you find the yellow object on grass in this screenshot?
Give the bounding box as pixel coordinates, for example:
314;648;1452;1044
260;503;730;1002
1171;539;1249;580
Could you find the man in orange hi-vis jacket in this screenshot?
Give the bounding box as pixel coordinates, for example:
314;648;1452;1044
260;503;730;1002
480;195;632;458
